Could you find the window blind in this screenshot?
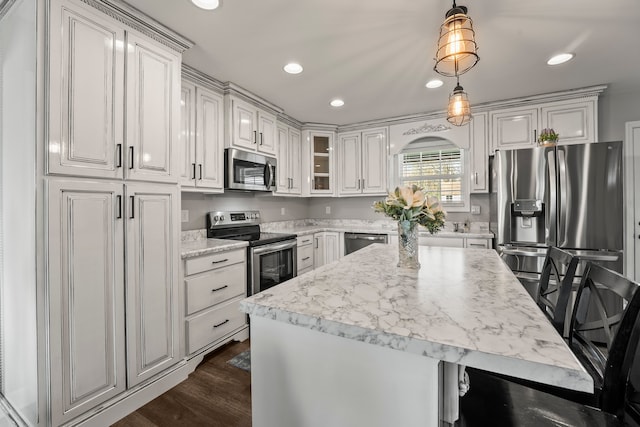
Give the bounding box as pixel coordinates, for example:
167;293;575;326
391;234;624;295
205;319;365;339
399;149;463;203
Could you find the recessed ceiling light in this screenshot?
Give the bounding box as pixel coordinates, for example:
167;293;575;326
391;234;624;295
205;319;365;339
547;53;574;66
191;0;219;10
425;79;444;89
330;99;344;107
283;63;303;74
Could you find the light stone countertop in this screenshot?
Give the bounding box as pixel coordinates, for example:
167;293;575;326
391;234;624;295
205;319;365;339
181;238;248;259
240;243;593;393
261;224;493;239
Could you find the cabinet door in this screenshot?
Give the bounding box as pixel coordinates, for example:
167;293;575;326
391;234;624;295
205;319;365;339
310;132;334;195
540;99;596;145
196;87;224;190
470;112;489;193
230;97;258;150
125;183;180;387
490;107;539;151
361;128;388;195
314;234;326;268
288;129;302;194
47;179;125;425
276;125;290;192
338;132;361;195
180;80;196;187
257;111;277;156
126;32;180;183
48;0;124;179
324;232;341;264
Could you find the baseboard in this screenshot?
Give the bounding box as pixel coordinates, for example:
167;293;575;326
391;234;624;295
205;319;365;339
185;326;250;373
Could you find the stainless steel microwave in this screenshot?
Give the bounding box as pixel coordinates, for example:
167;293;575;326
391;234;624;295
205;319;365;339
224;148;277;192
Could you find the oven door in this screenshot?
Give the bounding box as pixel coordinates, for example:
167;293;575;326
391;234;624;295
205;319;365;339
249;240;297;295
225;148;276;191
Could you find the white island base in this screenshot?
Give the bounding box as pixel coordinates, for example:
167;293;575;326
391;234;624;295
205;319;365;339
250;315;460;427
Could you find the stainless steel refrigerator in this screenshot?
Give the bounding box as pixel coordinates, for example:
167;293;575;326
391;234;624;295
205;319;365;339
490;141;624;295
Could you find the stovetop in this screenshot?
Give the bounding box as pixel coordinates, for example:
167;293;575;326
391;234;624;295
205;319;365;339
206;210;296;247
218;230;297;247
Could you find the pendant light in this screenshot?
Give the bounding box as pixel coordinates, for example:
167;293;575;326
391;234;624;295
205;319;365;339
434;1;479;77
446;79;472;126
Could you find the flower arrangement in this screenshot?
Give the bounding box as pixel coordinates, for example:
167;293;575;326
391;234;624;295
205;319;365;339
538;128;559;144
373;184;447;234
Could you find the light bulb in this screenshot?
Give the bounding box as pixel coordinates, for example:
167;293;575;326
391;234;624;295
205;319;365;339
445;19;466;58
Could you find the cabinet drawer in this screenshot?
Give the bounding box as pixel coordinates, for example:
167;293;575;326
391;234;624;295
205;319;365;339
185;262;246;315
297;235;313;246
186;298;246;354
466;238;490;249
184;249;245;276
419;236;464;248
297;244;314;271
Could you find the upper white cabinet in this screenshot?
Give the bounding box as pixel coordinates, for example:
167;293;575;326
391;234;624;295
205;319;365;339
306;131;336;195
338;127;388;195
180;78;224;191
48;0;181;183
469;112;489;193
48;0;125;179
276;123;302;195
490;96;598;152
225;95;277;156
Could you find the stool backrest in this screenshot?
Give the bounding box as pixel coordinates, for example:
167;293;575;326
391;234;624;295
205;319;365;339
568;262;640;417
538;247;579;334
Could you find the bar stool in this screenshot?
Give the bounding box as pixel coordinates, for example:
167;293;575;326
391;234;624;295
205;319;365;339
460;263;640;426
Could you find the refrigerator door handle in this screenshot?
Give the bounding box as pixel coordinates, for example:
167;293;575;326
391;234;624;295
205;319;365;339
557;148;568;247
547;149;557;246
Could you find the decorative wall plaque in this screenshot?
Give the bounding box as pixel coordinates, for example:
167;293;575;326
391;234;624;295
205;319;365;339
402;123;451;136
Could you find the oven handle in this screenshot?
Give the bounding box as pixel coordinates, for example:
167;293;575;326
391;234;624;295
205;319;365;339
252;240;297;255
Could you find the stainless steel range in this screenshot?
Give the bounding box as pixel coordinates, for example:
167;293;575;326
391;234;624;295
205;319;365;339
206;210;297;296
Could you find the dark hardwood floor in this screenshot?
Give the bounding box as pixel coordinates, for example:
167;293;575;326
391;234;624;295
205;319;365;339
112;340;252;427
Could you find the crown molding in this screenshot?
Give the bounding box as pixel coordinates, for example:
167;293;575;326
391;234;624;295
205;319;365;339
181;64;224;93
223;82;284;117
81;0;194;53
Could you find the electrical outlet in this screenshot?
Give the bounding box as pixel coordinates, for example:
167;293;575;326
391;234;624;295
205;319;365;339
325;206;331;214
280;207;286;215
471;205;481;215
181;210;189;223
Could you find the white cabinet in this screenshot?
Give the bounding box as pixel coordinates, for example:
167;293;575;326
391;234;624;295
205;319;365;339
490;97;598;152
47;180;126;426
125;184;180;387
297;235;314;275
417;235;492;249
469;112;489;193
180;79;224;191
338;128;388;195
465;238;492;249
276;123;302;195
183;249;247;355
226;96;277;156
48;0;181;182
307;131;336;195
314;232;340;268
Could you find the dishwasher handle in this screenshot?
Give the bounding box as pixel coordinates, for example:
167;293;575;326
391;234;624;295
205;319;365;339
345;234;387;241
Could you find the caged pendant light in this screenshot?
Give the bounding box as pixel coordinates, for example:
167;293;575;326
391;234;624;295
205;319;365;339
434;1;479;77
446;79;472;126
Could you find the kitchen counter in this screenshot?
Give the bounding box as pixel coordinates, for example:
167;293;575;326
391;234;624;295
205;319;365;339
180;238;248;259
241;244;592;427
261;223;493;239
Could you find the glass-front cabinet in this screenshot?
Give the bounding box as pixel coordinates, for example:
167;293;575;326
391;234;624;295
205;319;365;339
308;131;335;195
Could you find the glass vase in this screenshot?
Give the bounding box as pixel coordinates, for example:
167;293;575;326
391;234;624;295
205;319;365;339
397;221;420;269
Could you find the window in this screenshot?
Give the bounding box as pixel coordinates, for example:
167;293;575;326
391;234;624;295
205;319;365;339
396;140;468;211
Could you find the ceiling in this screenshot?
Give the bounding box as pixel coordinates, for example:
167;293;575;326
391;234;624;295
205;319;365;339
125;0;640;125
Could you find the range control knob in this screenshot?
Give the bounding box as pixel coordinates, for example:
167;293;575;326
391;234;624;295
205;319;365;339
255;213;260;219
220;215;225;221
213;215;220;222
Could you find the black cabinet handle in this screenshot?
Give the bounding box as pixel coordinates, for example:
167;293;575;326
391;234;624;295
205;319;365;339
116;144;122;168
213;319;229;328
260;132;263;145
116;195;122;219
192;163;196;180
211;258;229;264
253;130;257;144
129;146;134;169
211;285;229;293
199;164;203;180
130;196;135;219
302;256;310;261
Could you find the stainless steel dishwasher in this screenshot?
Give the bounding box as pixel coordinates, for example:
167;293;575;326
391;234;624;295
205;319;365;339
344;232;388;255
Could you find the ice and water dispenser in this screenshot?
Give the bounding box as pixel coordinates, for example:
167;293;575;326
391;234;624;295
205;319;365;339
510;199;545;244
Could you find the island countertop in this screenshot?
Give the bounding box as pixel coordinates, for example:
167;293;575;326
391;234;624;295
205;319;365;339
240;244;593;393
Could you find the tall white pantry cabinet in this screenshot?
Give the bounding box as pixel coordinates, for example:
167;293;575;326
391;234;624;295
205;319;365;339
1;0;192;425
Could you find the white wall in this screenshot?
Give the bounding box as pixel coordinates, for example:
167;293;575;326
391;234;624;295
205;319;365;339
0;0;38;424
599;83;640;142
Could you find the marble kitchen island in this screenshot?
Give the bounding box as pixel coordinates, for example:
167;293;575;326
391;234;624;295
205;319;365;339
240;244;593;427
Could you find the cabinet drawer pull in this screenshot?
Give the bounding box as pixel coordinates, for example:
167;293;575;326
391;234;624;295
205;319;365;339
301;239;311;244
211;258;229;264
302;256;310;261
469;243;485;247
211;285;229;292
213;319;229;328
